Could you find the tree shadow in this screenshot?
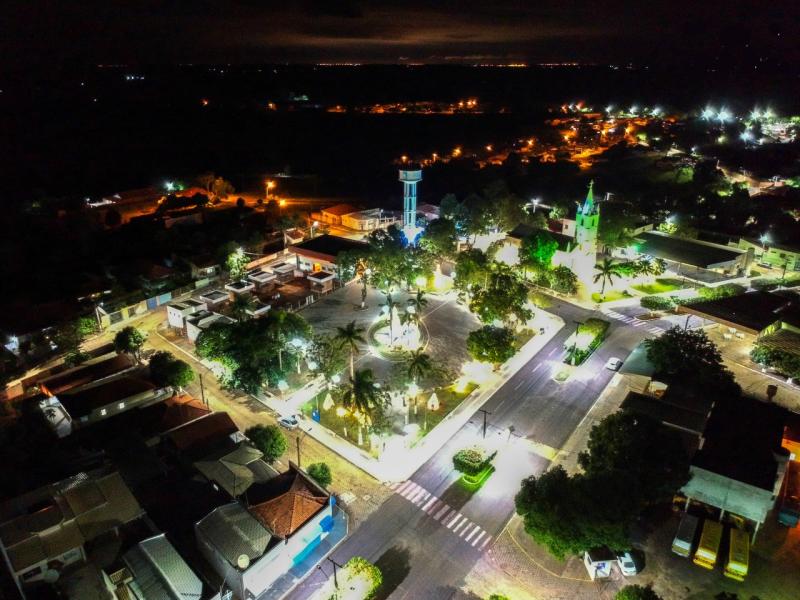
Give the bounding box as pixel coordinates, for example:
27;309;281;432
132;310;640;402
373;544;412;600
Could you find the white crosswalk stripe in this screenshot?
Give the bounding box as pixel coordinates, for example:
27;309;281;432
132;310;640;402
388;480;494;550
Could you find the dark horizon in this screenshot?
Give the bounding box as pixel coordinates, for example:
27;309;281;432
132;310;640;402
5;1;800;73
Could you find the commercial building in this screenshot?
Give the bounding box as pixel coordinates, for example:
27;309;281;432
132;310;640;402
340;208;399;232
315;203;358;226
289;234;369;276
736;237;800;273
166;298;207;329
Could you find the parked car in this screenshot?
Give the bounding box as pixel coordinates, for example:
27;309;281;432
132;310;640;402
616;551;638;576
278;415;300;430
605;357;623;371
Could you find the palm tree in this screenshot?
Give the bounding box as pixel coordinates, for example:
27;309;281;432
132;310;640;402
406;349;433;385
593;258;622;298
635;258;655;279
409;290;428;316
334;320;366;378
341;368;386;419
382;293;401;343
230;294;255;321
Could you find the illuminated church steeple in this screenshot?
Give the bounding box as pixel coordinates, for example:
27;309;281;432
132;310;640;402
572;181;600;292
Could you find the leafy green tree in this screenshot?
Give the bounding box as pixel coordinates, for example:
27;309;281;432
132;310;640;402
148;351;195;389
645;326;739;395
469;269;532;326
594;258;623;297
230;294;255;320
308;334;348;382
55;316;96;367
439;193;470;235
225;247;248;281
113;326;146;362
265;310;312;372
548;266;579;294
616;585;664;600
307;462;332;488
453;447;496;476
697;283;746;300
467;326;516;365
420;218;457;260
454;248;493;295
340;557;382;600
521;231;558;270
246;424;287;463
579;412;689;505
334;320;366;379
515;466;636;560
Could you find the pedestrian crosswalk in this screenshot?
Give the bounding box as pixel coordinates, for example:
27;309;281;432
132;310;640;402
387;480;494;550
603;309;665;335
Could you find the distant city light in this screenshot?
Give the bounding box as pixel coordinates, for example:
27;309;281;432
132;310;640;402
165;181;175;191
740;130;754;142
717;108;732;123
701;106;715;120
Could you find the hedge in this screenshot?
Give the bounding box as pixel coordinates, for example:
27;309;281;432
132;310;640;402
453;447;497;476
751;344;800;379
640;296;675;311
564;318;610;365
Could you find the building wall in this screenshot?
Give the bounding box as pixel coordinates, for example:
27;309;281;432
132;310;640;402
241;502;333;599
737;239;800;271
76;387;172;426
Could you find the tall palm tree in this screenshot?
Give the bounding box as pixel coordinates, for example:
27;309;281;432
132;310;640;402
593;258;622;298
406;349;433;385
408;290;428;316
636;258;655;279
230;294;255;321
334;320;366;378
341;368;386;420
382;293;401;343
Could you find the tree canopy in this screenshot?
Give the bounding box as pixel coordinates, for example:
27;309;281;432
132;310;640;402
616;585;664;600
246;424;287;463
467;326;516;365
149;351;194;389
520;231;558;269
307;462;332;488
113;326;145;362
469;268;532;326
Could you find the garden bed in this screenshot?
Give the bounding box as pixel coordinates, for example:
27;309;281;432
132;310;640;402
631;277;687;295
563;318;610;365
591;290;630;303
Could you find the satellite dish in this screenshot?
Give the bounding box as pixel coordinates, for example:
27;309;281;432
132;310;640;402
237;554;250;570
43;569;60;583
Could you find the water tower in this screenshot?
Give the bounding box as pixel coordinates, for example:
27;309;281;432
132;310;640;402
399;167;423;243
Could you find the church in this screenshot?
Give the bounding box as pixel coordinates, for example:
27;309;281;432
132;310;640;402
499;182;600;292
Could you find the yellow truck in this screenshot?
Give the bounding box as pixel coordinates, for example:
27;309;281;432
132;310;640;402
693;519;723;569
724;528;750;581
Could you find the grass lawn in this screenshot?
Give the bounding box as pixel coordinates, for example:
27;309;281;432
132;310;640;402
631;278;687;295
411;382;478;434
591;289;630;303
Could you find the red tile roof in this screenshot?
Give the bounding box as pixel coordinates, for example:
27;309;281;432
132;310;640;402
249;472;326;537
321;203;357;217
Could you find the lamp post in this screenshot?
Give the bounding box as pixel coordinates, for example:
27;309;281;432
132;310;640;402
477;408;491;439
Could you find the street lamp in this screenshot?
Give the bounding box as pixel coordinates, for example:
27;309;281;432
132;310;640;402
265;179;276;199
529;197;541;213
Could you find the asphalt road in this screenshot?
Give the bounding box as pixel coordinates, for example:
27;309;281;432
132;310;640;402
284;297;677;600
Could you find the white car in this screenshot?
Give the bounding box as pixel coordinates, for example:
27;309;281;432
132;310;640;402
605;357;623;371
617;551;638;576
278;415;300;430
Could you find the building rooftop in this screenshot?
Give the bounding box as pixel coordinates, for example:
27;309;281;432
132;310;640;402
678;290;800;334
195;443;279;498
757;327;800;356
507;224;574;252
247;467;328;538
321;203;358;216
38;354;135;396
196;503;273;568
622;391;708;435
692;396;789;491
122;533;204;600
167;412;238;454
0;471;143;573
58;376;158;419
619;341;656;378
289;235;369;261
635;230;743;268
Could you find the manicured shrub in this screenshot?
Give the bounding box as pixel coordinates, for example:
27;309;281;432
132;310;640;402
640;296;675;311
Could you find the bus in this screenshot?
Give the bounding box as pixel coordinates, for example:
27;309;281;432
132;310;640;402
724;528;750;581
693;519;723;570
671;513;700;557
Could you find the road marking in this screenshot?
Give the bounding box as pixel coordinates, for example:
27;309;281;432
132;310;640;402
531;363;542;374
434;506;452;521
448;514;464;529
412;490;430;505
393;481;411;494
471;531;486;546
422;496;438;511
514;380;525;390
479;535;492;549
459;523;475;538
453;520;468;534
464;526;480;541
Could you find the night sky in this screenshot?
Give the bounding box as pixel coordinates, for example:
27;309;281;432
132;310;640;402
4;0;799;70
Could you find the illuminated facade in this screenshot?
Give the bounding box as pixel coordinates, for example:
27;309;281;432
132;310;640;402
572;181;600;289
399;167;423;243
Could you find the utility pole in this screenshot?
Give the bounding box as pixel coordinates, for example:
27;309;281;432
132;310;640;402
325;557;344;589
199;373;207;407
477;409;491;439
296;436;302;468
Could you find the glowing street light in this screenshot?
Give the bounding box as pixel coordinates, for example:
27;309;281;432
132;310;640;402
165;181;175;191
740;130;754;142
717;108;732;124
701;106;715;120
265;179;276;199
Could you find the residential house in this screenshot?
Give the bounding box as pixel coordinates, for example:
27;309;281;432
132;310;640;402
340;208;399;232
167;299;208;329
185;312;236;343
197;290;228;310
195;465;343;600
0;471;144;593
315;204;357;226
37;354;136;397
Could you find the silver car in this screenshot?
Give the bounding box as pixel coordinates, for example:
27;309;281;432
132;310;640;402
617;551;638;576
278;415;300;430
605;357;623;371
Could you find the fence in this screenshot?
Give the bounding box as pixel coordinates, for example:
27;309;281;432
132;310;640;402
96;278;219;330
